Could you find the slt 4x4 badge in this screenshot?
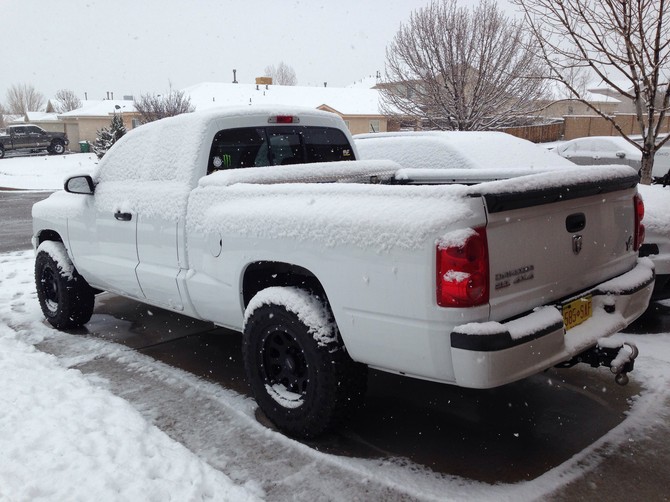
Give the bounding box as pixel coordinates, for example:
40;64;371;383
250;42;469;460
494;265;535;290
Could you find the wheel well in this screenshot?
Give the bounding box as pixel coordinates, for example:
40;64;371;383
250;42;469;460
36;230;63;246
242;261;329;309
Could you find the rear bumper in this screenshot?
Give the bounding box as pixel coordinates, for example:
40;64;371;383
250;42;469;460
450;258;655;388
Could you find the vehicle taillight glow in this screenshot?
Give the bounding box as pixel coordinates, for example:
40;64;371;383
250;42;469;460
436;227;489;307
634;193;645;251
268;115;299;124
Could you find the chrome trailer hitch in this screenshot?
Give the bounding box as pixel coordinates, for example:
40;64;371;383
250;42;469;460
556;341;639;386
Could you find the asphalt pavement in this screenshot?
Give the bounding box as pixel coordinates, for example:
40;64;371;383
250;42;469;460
0;189;51;252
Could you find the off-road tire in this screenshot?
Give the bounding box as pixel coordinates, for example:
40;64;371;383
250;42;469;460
35;242;95;329
243;289;367;438
0;145;5;159
49;140;65;155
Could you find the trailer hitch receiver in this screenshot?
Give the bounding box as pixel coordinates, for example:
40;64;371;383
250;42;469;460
556;341;639;386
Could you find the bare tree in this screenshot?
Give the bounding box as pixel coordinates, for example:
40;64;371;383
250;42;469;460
133;85;195;124
514;0;670;184
381;0;550;131
53;89;82;113
264;62;298;86
0;103;6;129
5;83;46;114
556;66;591;101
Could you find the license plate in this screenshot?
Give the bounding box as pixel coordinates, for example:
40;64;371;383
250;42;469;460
562;295;593;331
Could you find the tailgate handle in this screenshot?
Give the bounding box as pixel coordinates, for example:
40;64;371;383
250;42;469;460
566;213;586;233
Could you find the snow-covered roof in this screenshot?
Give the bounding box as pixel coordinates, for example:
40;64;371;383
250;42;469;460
580;91;621;103
183;82;383;116
58;100;136;118
25;111;61;122
46;98;63;113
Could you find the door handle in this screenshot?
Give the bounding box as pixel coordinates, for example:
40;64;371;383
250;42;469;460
114;211;132;221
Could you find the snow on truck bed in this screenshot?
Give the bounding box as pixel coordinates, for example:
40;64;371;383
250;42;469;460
189;162;637;252
191;170;476;252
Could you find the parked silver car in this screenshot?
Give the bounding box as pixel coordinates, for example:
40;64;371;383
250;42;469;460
555;136;670;180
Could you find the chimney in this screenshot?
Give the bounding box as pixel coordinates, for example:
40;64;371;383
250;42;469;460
233;69;238;84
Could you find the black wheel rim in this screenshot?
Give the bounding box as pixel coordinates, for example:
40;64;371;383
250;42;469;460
262;328;309;395
41;265;59;313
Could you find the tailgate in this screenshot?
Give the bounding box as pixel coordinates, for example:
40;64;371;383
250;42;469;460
475;170;640;322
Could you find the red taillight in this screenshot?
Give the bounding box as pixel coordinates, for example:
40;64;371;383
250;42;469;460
634;194;645;251
437;227;489;307
268;115;299;124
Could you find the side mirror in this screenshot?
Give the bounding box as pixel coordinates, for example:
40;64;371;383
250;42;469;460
64;175;95;195
616;151;626;159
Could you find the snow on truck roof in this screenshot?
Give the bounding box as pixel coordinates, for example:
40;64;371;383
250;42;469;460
354;131;575;171
97;105;348;186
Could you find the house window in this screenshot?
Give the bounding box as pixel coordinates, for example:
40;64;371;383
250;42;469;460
344;120;350;130
131;118;141;129
368;120;380;133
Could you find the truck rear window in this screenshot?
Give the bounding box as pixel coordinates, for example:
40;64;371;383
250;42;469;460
208;126;354;173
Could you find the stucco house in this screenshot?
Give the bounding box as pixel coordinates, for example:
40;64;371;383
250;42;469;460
57;99;139;147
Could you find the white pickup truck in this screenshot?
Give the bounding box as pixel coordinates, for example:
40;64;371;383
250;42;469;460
33;107;654;438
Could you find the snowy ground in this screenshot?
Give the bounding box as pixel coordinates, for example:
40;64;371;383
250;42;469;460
0;152;98;190
2;153;670;501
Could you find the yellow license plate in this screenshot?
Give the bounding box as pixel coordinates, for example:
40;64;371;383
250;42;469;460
562;295;593;330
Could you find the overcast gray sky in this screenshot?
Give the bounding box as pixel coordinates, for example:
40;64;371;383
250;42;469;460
4;0;518;104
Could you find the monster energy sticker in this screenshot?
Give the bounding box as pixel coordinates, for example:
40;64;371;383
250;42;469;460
213;154;233;169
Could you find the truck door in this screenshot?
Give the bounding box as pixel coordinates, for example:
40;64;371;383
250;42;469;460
10;126;30;149
26;126;49;148
67;193;144;298
135;204;185;311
